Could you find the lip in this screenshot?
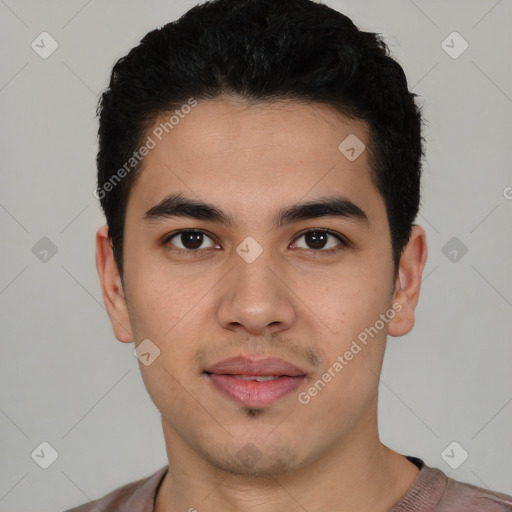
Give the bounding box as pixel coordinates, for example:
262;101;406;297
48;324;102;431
204;356;307;407
205;356;306;377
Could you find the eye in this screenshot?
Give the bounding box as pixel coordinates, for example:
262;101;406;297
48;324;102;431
164;230;219;251
163;228;348;254
291;229;347;253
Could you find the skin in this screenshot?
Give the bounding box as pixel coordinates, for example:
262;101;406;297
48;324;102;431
96;95;428;512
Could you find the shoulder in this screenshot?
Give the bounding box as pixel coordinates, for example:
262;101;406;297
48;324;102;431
392;456;512;512
63;466;168;512
439;473;512;511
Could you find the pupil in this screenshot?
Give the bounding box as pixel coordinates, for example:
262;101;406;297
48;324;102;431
306;231;326;249
182;232;203;249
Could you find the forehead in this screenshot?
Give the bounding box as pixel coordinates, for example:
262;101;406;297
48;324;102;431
126;97;383;225
146;96;370;166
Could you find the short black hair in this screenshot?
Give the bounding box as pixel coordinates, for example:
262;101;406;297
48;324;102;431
96;0;425;282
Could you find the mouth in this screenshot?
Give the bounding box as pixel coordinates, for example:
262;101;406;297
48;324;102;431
203;356;307;407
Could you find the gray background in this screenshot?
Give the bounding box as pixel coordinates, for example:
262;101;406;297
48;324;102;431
1;0;511;510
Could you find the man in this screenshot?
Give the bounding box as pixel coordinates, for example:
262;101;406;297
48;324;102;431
67;0;512;510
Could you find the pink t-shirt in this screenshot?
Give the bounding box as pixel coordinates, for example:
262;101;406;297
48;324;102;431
64;456;512;511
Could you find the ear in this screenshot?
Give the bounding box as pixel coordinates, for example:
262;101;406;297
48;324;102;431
95;224;134;343
387;224;428;337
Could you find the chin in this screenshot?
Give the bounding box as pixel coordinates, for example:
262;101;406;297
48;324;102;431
210;451;299;478
199;437;304;478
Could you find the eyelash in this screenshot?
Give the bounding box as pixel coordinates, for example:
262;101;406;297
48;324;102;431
162;228;349;255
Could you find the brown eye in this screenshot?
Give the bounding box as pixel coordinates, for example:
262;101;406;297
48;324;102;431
165;230;217;251
292;229;346;252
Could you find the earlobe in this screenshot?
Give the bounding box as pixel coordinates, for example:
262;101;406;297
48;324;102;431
387;225;428;338
95;224;134;343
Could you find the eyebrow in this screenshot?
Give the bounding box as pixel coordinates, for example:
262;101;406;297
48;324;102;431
143;192;369;229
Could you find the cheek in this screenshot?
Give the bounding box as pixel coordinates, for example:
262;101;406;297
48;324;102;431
125;266;211;378
125;261;199;341
312;269;393;339
130;280;206;424
304;271;391;407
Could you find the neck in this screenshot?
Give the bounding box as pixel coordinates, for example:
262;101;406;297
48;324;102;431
155;402;419;512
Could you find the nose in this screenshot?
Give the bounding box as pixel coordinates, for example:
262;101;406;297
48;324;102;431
215;247;297;337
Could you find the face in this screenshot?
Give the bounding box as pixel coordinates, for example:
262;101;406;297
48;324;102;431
97;96;425;477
